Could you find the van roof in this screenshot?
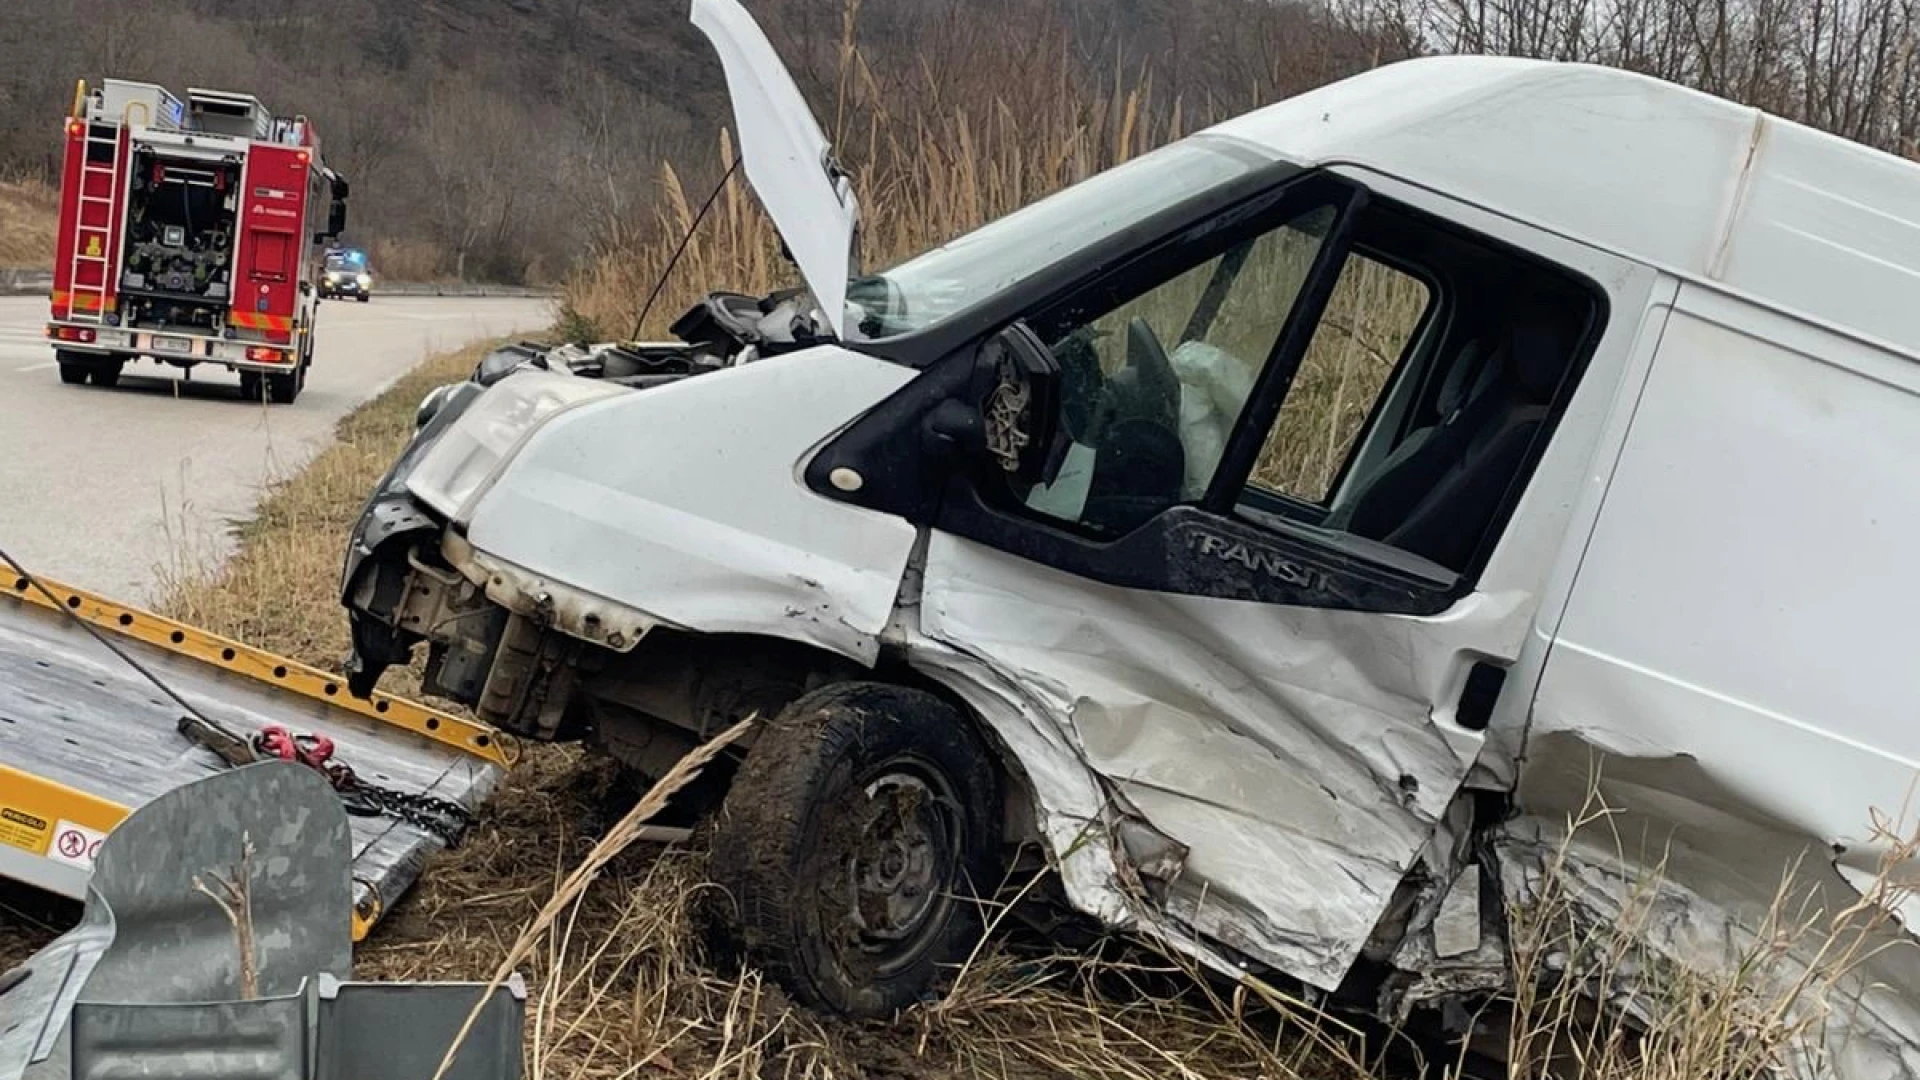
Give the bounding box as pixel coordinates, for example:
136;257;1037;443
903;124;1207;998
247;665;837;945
1209;56;1920;355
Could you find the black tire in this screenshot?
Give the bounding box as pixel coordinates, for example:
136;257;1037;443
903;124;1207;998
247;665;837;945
267;368;300;404
88;361;122;388
708;682;1002;1019
58;362;87;385
238;370;263;401
358;294;370;303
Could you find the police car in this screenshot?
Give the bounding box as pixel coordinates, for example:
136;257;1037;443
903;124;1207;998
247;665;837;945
320;248;373;301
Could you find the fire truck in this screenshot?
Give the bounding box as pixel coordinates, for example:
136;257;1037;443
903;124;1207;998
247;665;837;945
46;78;350;404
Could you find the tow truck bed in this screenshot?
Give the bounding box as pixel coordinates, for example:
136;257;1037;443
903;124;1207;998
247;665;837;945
0;572;516;940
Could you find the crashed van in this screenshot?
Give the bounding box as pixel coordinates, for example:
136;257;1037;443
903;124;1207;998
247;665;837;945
340;0;1920;1069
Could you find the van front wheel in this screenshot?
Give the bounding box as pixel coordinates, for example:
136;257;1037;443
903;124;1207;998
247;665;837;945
708;682;1002;1019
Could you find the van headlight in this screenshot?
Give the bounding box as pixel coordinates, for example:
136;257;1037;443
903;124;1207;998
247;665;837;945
405;371;624;521
415;383;456;429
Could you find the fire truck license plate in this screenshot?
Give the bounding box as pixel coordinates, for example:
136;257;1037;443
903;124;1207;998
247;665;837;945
152;335;192;355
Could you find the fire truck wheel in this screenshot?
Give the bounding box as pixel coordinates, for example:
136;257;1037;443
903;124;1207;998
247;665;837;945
58;362;87;385
238;370;263;401
267;369;300;405
89;362;122;389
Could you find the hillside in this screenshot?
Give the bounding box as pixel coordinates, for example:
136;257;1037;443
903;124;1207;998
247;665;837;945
0;0;740;281
0;0;1378;284
4;0;1917;291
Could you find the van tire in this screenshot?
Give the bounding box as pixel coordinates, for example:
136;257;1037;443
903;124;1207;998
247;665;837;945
707;682;1002;1019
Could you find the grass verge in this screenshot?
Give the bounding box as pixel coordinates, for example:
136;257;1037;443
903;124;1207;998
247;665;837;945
0;178;58;270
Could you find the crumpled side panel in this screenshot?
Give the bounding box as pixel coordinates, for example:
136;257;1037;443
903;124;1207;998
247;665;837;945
1494;807;1920;1080
916;531;1529;989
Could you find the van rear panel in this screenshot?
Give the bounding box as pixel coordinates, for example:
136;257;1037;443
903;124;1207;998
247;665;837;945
1531;283;1920;852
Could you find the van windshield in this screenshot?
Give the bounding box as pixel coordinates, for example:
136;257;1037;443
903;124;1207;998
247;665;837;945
842;137;1270;340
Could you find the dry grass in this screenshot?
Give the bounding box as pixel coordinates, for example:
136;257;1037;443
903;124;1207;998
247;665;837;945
363;236;458;284
0;177;59;269
560;0;1203;344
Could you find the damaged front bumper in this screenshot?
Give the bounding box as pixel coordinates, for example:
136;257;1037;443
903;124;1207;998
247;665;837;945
339;368;486;698
341;340;696;709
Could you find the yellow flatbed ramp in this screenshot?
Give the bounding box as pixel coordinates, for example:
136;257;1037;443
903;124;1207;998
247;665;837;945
0;573;517;940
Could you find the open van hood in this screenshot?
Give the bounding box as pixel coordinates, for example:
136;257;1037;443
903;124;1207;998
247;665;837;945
690;0;860;338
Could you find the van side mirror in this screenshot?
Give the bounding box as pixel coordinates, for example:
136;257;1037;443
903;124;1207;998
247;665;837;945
926;320;1061;485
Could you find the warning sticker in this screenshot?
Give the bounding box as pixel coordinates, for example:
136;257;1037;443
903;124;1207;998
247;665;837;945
48;819;107;870
0;806;50;854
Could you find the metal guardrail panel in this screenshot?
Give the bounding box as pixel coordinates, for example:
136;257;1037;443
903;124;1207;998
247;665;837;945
0;270;53;296
69;992;310;1080
316;975;526;1080
77;763;352;1005
2;766;527;1080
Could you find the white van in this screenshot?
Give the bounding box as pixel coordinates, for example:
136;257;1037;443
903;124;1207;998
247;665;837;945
340;1;1920;1071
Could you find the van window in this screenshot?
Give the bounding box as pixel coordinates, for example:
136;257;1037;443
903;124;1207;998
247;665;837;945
1021;200;1341;522
1248;256;1430;503
1007;191;1595;582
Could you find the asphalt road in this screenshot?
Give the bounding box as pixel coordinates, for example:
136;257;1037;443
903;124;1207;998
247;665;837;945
0;294;552;603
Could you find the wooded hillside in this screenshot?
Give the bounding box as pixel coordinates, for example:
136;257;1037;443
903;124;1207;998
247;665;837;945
1;0;1913;289
0;0;1376;282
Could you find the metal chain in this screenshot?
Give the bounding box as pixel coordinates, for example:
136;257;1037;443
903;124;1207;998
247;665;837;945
337;779;475;848
307;752;474;847
188;719;478;849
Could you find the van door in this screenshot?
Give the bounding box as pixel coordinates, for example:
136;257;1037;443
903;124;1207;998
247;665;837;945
910;169;1652;989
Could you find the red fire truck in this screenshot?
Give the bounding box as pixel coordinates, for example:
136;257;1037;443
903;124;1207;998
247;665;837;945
46;78;350;404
